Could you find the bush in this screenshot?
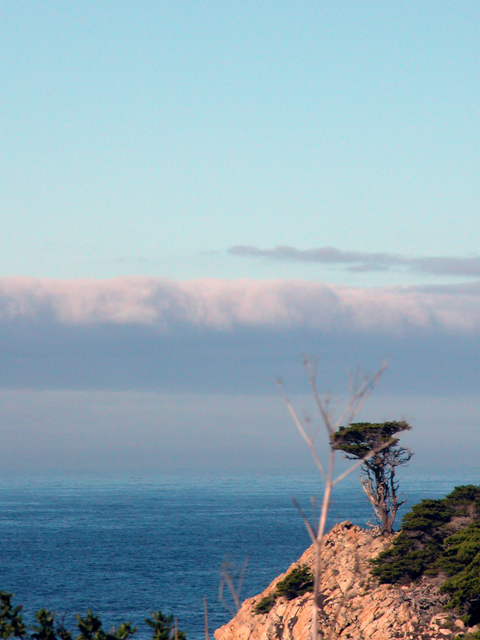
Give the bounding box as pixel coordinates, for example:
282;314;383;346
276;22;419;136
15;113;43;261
275;566;314;600
253;565;314;615
253;596;275;615
371;485;480;625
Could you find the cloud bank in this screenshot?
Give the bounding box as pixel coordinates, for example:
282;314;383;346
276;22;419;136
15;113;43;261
1;275;480;334
229;245;480;278
0;277;479;395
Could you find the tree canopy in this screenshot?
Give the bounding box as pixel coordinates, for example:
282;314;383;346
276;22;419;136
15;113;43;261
330;421;411;458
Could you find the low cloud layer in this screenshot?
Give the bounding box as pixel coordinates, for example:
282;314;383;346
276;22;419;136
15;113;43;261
1;276;480;334
1;277;479;471
0;276;479;396
229;245;480;278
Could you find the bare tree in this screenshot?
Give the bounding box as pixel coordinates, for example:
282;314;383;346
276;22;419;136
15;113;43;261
280;359;387;640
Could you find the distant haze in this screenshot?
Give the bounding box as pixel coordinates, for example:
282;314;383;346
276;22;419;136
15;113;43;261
0;277;478;474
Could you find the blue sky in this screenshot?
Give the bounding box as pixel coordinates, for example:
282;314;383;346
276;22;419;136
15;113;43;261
2;1;480;282
1;2;480;472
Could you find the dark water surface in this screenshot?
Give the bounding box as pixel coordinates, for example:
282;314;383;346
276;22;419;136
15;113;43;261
1;470;478;639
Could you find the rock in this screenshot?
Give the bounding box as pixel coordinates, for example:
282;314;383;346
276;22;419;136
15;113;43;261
214;522;456;640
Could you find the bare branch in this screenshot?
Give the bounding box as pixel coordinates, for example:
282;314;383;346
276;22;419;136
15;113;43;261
219;558;249;616
292;498;316;544
278;380;327;481
237;558;248;603
281;360;387;640
203;597;209;640
304;357;334;435
334;364;387;431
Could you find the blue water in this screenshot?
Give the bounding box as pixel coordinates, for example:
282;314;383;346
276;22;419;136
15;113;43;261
1;470;478;639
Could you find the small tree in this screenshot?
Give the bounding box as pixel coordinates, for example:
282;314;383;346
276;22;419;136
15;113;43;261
330;421;412;534
145;612;185;640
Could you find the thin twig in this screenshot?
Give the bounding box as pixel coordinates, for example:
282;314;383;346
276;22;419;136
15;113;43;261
219;558;249;615
203;597;209;640
304;357;334;434
278;381;327;481
292;498;316;543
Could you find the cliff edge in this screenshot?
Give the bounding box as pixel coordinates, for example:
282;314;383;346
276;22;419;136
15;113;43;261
215;522;475;640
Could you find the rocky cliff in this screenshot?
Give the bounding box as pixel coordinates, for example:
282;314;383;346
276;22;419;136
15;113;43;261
215;522;476;640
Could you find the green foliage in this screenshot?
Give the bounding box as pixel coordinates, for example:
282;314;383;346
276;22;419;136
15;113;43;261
253;597;275;615
145;612;185;640
0;592;27;639
31;611;57;640
253;566;314;615
275;566;314;600
76;610;104;640
76;610;136;640
372;485;480;625
330;422;410;459
0;595;181;640
439;524;480;623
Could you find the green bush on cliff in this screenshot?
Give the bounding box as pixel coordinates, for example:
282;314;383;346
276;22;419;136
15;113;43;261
253;596;275;615
253;565;314;615
275;566;314;600
371;485;480;624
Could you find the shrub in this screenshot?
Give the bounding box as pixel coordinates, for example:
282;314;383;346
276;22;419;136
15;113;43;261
253;565;314;615
253;597;275;615
275;566;314;600
371;485;480;625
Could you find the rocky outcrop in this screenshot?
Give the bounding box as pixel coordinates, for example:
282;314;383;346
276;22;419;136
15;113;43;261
215;522;476;640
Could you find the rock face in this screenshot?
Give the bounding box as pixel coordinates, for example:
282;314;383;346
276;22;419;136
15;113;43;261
214;522;473;640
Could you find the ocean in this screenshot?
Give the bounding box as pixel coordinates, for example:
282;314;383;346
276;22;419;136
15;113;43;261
1;469;478;639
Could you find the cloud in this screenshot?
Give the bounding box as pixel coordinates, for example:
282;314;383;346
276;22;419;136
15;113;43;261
0;276;480;334
0;277;479;395
228;245;480;278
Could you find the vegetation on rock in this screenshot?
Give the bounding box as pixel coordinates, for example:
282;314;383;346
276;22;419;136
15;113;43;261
253;566;314;615
253;597;275;615
275;566;314;600
371;485;480;625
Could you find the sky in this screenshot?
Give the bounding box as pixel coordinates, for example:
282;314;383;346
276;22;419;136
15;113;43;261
1;1;480;473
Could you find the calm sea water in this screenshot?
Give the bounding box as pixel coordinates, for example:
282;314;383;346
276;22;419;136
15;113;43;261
1;469;478;639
